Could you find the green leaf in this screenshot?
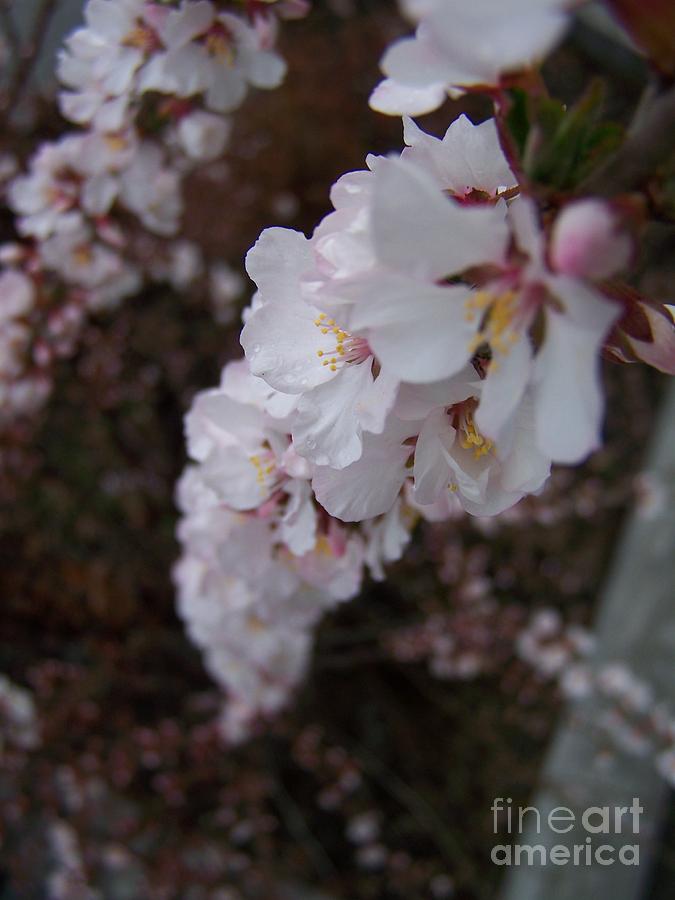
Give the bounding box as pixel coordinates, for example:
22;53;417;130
520;81;624;192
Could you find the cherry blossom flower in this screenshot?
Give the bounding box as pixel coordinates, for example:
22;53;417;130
371;0;572;115
138;4;287;113
473;197;620;464
241;228;399;469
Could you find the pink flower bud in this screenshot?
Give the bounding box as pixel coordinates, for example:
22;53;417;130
550;199;632;281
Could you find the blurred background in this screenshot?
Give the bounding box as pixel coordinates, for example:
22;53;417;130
0;2;673;898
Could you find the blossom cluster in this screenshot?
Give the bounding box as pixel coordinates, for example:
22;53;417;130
174;357;419;742
176;6;675;735
0;0;306;426
168;0;675;741
239;113;645;524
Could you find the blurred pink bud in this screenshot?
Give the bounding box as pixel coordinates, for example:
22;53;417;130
550;199;632;281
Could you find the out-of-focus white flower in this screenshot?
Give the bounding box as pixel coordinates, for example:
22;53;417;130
175;109;231;161
117;141;183;235
139;6;287;113
209;261;244;323
0;269;35;324
371;0;571;115
174;356;415;742
0;674;40;750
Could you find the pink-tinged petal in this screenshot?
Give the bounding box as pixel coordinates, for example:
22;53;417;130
312;421;413;522
372;158;508;280
402;114;516;196
550;199;632;281
369;78;447;116
295;532;365;602
476;336;532;441
245;227;313;301
626;304;675;375
292;359;375;468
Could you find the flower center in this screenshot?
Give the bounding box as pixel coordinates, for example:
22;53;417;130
72;244;94;267
313;313;371;372
104;133;130;153
123;21;161;54
465;288;520;355
450;403;494;460
248;449;277;493
204;24;235;63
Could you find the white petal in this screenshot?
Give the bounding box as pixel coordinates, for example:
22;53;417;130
240;295;336;393
202;445;273;510
533;280;618;464
381;31;458;88
245;227;313;300
369;78;447;116
279;480;317;556
413;407;455;505
292;359;375;468
498;392;551;494
476;336;532;441
312;423;412;522
402;114;516;195
345;272;478;383
244;50;287;89
161;1;214;48
372;158;508;280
